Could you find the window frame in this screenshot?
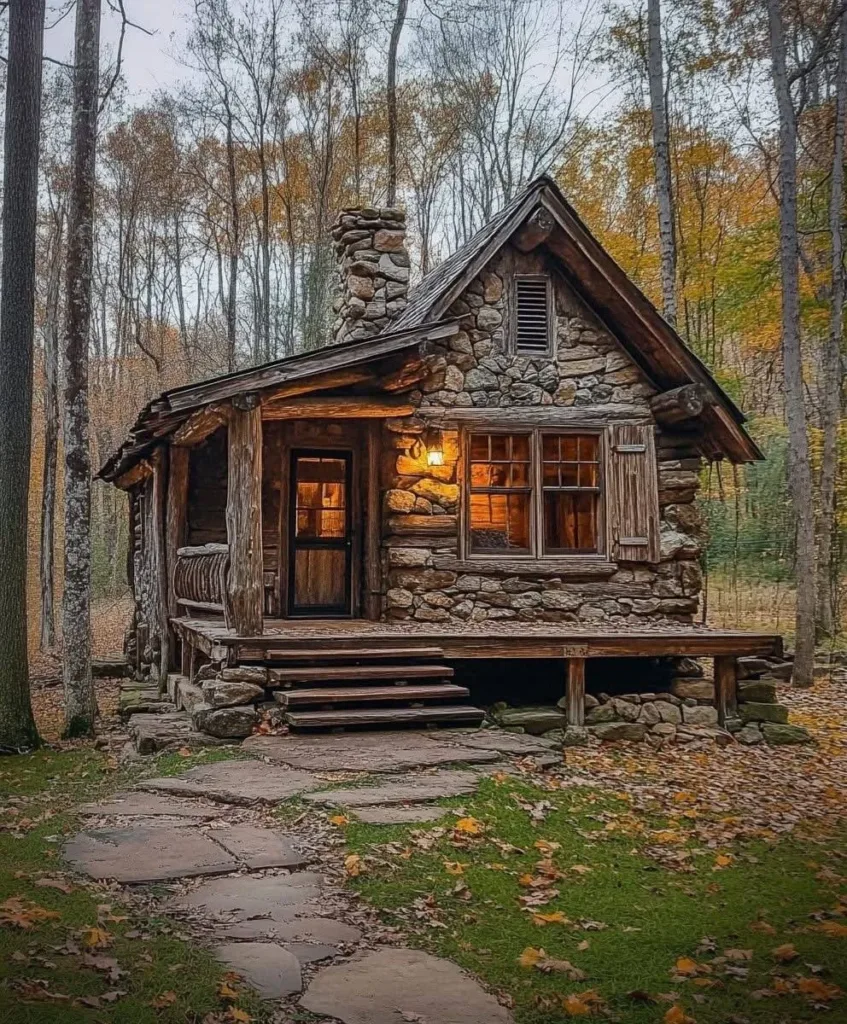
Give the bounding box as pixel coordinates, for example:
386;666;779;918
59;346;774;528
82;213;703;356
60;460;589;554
462;426;608;562
512;274;554;357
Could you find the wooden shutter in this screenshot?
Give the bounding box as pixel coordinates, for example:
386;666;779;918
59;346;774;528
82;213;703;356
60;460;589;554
607;423;660;563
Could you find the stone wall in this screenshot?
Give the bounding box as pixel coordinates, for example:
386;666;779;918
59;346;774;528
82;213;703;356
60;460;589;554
331;206;410;345
379;244;705;626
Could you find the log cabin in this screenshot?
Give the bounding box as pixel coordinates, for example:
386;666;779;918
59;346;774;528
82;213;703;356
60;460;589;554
100;176;783;740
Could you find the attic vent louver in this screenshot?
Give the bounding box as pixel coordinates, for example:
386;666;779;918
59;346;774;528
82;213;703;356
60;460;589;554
515;277;551;353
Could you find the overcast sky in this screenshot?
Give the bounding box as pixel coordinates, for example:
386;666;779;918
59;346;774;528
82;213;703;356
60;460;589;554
44;0;190;97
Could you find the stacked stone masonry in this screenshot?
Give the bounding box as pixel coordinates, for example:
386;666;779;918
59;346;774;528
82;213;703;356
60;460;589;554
331;207;410;345
379;244;704;627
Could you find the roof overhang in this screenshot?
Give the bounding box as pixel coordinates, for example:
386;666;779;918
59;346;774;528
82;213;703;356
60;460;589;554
99;318;459;485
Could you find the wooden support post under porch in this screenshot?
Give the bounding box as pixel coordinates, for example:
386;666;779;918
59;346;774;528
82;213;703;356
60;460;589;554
226;393;264;636
564;656;586;726
714;655;737;726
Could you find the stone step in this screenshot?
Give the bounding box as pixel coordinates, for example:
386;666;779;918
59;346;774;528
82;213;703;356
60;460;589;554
269;664;454;685
275;683;470;707
284;705;486;730
264;646;444;662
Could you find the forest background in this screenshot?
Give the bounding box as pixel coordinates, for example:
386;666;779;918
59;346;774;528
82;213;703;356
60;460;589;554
10;0;847;663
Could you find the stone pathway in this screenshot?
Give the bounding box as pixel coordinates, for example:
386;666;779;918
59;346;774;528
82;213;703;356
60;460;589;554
62;729;552;1019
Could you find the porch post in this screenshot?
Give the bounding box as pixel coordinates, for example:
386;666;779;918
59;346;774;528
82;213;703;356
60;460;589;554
364;420;382;620
226;393;264;636
714;655;737;726
565;657;586;726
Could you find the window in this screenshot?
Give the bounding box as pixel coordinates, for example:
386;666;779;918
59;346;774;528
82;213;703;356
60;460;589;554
468;433;532;553
515;277;551;353
541;434;600;554
466;430;603;557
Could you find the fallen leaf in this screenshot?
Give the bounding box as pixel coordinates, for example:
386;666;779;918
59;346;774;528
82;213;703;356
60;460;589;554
344;854;362;878
443;861;466;875
713;854;732;870
570;864;592;875
226;1009;252;1023
34;877;73;894
530;911;569;926
664;1007;696;1024
151;991;178;1008
674;957;700;977
517;946;544;968
329;814;349;826
454;817;483;835
81;926;112;949
772;943;799;962
217;980;239;1001
813;921;847;938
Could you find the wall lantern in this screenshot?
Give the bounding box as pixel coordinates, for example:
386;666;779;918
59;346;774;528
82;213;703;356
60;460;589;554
424;428;444;467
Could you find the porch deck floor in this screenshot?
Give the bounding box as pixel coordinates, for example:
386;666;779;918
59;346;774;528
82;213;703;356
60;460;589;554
173;616;782;661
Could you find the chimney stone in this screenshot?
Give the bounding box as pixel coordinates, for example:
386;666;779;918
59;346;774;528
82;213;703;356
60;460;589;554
331;206;410;345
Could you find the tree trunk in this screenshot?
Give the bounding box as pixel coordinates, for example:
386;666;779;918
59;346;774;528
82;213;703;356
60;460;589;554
386;0;408;208
768;0;816;686
40;206;64;652
0;0;46;752
816;5;847;638
226;395;263;636
225;107;239;372
62;0;101;736
647;0;677;325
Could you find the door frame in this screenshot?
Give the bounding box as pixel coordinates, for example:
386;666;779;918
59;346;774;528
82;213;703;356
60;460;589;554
285;446;357;618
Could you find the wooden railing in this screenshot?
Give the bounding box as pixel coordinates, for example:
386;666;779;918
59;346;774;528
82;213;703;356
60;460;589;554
174;544;231;623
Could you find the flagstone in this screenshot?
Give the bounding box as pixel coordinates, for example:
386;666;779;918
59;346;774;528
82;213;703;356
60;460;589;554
140;760;320;805
302;770;481;808
63;826;238;883
243;732;501;773
300;947;514;1023
215;942;302;999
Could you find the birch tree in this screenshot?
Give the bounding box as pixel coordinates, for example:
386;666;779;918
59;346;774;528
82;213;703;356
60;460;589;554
63;0;102;737
0;0;46;752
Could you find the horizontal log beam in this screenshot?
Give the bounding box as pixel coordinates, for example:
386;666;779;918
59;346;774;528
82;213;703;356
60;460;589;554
650;384;713;427
172;404;229;446
263;395;415;420
115;458;153;490
513;207;555;253
386;514;457;536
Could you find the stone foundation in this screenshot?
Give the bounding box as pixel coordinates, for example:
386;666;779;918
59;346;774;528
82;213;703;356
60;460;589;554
490;652;812;749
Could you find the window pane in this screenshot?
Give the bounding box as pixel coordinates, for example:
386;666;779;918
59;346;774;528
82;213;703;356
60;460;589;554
579;462;598;487
470;493;530;551
470;434;490;460
560;436;579;462
579;435;598;461
511;435;530;461
544;492;598;553
490;435;508;460
542;461;559;485
542;435;560;461
295;458;346;538
560;463;579;487
511;461;530;487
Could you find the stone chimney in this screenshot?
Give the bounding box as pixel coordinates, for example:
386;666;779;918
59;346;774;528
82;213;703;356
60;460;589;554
331;206;410;344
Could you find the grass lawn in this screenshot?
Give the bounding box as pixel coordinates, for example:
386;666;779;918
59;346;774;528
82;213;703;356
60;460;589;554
342;772;847;1023
0;747;263;1023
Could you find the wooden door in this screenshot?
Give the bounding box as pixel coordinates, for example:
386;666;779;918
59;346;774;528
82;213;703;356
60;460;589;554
288;449;353;616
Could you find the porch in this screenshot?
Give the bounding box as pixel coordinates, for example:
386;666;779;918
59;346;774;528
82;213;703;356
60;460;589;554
172;615;782;730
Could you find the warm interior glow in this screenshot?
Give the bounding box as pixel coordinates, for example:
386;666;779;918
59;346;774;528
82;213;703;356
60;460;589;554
427;448;444;466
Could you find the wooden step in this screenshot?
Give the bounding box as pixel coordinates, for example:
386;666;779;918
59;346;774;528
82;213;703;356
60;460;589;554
284;705;486;729
269;664;454;684
275;683;470;707
264;646;444;662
